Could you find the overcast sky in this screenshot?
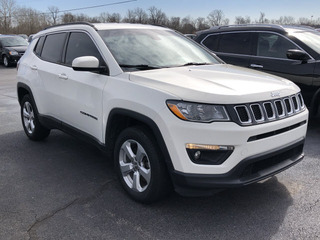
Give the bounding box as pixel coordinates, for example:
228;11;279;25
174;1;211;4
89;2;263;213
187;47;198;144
16;0;319;22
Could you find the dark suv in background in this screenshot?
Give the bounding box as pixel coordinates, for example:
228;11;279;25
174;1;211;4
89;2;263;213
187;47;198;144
0;35;28;67
195;24;320;116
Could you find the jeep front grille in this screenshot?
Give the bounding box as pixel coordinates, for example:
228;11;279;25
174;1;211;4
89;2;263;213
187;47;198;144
232;93;305;125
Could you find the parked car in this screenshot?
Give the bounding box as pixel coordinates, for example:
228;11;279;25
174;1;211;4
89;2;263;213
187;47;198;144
195;24;320;116
17;23;308;203
19;34;28;40
0;35;28;67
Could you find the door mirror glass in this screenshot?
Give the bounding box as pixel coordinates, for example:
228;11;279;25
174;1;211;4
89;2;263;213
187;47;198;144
286;49;310;61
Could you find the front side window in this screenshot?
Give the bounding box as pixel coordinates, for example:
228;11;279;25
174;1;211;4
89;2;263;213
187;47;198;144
256;33;299;59
202;34;219;51
65;32;102;66
41;33;67;63
98;29;220;71
218;33;252;55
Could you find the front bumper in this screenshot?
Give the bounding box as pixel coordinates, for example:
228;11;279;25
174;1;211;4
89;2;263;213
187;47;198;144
171;139;304;196
8;54;22;64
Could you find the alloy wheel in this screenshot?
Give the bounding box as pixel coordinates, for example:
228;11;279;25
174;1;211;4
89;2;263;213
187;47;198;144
119;139;151;192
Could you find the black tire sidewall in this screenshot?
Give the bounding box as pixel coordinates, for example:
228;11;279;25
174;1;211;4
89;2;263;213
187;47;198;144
20;95;50;141
3;56;10;67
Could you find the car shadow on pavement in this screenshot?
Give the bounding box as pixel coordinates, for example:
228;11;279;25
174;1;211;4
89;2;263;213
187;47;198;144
0;130;294;240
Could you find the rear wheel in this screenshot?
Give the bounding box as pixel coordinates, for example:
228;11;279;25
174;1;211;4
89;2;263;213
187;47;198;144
21;95;50;141
114;126;171;203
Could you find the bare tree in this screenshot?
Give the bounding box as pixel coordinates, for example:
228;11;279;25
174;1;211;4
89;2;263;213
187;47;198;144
134;7;148;24
0;0;16;33
61;12;75;23
123;9;136;23
207;9;228;26
148;6;167;25
13;7;49;34
258;12;270;23
99;12;109;23
272;16;295;25
180;16;196;33
48;6;59;25
196;17;209;30
108;13;121;23
235;16;251;24
167;17;181;31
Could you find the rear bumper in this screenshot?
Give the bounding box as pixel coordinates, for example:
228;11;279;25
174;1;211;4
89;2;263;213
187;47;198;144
171;139;304;196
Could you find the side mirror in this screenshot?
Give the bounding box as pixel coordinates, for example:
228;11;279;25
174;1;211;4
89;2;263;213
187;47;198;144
72;56;109;75
286;49;310;62
72;56;100;71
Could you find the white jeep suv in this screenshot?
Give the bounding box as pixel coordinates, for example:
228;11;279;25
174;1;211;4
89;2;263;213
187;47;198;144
17;23;308;203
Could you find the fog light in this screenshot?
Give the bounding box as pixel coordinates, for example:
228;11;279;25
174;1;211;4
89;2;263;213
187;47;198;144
186;143;234;165
194;151;201;160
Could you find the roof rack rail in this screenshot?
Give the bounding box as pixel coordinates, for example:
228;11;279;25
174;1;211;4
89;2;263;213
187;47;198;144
217;24;285;30
44;22;97;31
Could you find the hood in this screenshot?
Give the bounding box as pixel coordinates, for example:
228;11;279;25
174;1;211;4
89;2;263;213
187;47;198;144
5;46;27;53
129;64;299;104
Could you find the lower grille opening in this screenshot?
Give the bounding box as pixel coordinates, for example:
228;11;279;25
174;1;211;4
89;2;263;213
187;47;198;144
247;120;307;142
240;143;304;179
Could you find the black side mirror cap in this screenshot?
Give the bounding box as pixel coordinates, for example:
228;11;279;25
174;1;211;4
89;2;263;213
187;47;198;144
287;49;310;62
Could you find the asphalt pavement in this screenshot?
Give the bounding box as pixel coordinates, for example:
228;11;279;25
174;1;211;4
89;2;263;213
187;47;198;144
0;65;319;240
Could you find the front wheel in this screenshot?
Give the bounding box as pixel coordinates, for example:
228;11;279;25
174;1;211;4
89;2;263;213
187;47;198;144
21;95;50;141
3;56;11;67
114;127;171;203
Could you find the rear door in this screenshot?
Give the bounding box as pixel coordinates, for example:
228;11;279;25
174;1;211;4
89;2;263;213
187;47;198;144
33;33;68;118
201;32;254;67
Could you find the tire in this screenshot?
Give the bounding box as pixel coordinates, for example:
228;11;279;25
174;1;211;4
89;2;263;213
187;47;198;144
21;95;50;141
3;55;11;67
114;126;171;203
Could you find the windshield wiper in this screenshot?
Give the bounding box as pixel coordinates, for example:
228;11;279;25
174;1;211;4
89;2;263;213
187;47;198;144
119;64;161;70
180;62;212;66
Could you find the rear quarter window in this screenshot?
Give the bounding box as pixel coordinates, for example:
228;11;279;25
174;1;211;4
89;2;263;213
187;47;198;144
41;33;67;63
34;36;45;56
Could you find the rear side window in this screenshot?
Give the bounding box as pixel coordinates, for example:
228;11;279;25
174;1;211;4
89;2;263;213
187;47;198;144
41;33;67;63
34;36;45;56
65;32;102;66
202;34;219;51
218;32;252;55
256;33;299;59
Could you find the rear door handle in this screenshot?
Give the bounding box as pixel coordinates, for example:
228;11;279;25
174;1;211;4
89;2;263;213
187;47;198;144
58;73;68;80
30;65;38;70
250;64;264;69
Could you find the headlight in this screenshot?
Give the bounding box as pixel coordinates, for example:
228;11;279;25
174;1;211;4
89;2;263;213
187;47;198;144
9;51;19;56
167;100;229;122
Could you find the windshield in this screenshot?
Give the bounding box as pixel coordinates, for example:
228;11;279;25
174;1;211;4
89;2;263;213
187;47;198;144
0;36;28;47
98;29;220;71
288;30;320;54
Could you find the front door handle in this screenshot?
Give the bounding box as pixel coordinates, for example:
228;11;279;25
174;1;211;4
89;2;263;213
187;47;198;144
30;65;38;70
250;64;264;69
58;73;68;80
